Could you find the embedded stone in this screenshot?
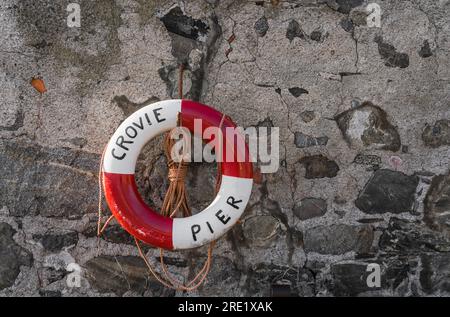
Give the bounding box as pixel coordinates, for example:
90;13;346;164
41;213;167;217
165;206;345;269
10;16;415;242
286;20;305;42
330;262;380;296
424;173;450;236
0;223;33;290
299;155;339;179
353;154;381;170
304;224;373;255
420;253;450;294
355;169;419;214
422;120;450;148
379;218;450;253
294;132;328;148
246;264;314;297
0;139;99;219
254;16;269;37
335;102;401;151
84;256;153;296
33;232;78;252
299;111;315;123
243;215;280;243
288;87;308;97
293;198;327;220
419;40;433;58
375;36;410;68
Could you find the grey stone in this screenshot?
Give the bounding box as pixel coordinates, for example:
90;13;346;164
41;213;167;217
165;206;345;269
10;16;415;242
420;253;450;295
246;264;315;297
383;257;419;295
335;102;401;152
39;290;62;297
304;224;374;255
243;215;280;244
288;87;309;97
62;137;87;148
83;223;135;245
309;30;324;42
329;262;380;296
0;110;23;131
293;198;327;220
0;139;99;219
286;20;305;42
419;40;433;58
355;169;419;214
299;111;315;123
39;267;66;285
84;256;154;296
199;257;242;295
159;6;209;42
379;218;450;253
348;8;367;26
299;155;339;179
422;120;450;148
424;173;450;235
353;154;381;169
0;223;33;290
375;36;410;68
294;132;328;148
339;17;354;33
254;16;269;37
333;0;364;14
33;232;78;252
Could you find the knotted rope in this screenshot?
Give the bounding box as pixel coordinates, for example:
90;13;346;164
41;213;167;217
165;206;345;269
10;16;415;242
97;63;223;291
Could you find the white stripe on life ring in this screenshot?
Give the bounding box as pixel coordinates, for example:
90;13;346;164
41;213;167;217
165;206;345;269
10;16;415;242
103;99;181;175
172;175;253;249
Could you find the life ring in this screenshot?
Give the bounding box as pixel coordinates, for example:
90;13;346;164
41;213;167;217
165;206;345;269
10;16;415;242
102;99;253;250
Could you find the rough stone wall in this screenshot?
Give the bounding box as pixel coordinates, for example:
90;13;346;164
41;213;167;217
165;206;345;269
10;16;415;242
1;0;449;297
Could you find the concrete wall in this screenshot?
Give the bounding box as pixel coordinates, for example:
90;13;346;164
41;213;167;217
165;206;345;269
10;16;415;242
0;0;449;296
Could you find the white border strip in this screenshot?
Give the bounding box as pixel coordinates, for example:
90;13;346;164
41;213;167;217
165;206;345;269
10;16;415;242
103;100;181;174
172;175;253;249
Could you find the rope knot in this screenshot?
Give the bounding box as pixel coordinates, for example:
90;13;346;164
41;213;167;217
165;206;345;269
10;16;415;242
167;160;189;183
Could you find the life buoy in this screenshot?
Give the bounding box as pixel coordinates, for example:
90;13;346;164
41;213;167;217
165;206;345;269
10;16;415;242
102;99;253;250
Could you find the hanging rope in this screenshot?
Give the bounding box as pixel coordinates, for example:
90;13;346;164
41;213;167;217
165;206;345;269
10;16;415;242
97;63;225;291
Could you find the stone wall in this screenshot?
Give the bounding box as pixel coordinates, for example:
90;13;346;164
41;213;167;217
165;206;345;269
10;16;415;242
1;0;449;296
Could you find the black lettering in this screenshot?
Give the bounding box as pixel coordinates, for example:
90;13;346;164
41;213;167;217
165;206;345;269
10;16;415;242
206;222;214;234
125;126;138;138
215;210;231;225
111;148;126;160
132;117;144;130
153;107;166;123
227;196;242;209
115;136;133;151
191;224;201;241
144;113;152;126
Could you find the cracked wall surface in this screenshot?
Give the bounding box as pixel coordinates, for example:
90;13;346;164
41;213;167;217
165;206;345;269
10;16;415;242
0;0;449;296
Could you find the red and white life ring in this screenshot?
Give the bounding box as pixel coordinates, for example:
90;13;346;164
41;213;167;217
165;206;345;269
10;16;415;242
102;99;253;250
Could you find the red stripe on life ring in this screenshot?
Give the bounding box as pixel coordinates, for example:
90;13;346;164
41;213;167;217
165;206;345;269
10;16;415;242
102;172;174;249
180;100;253;179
